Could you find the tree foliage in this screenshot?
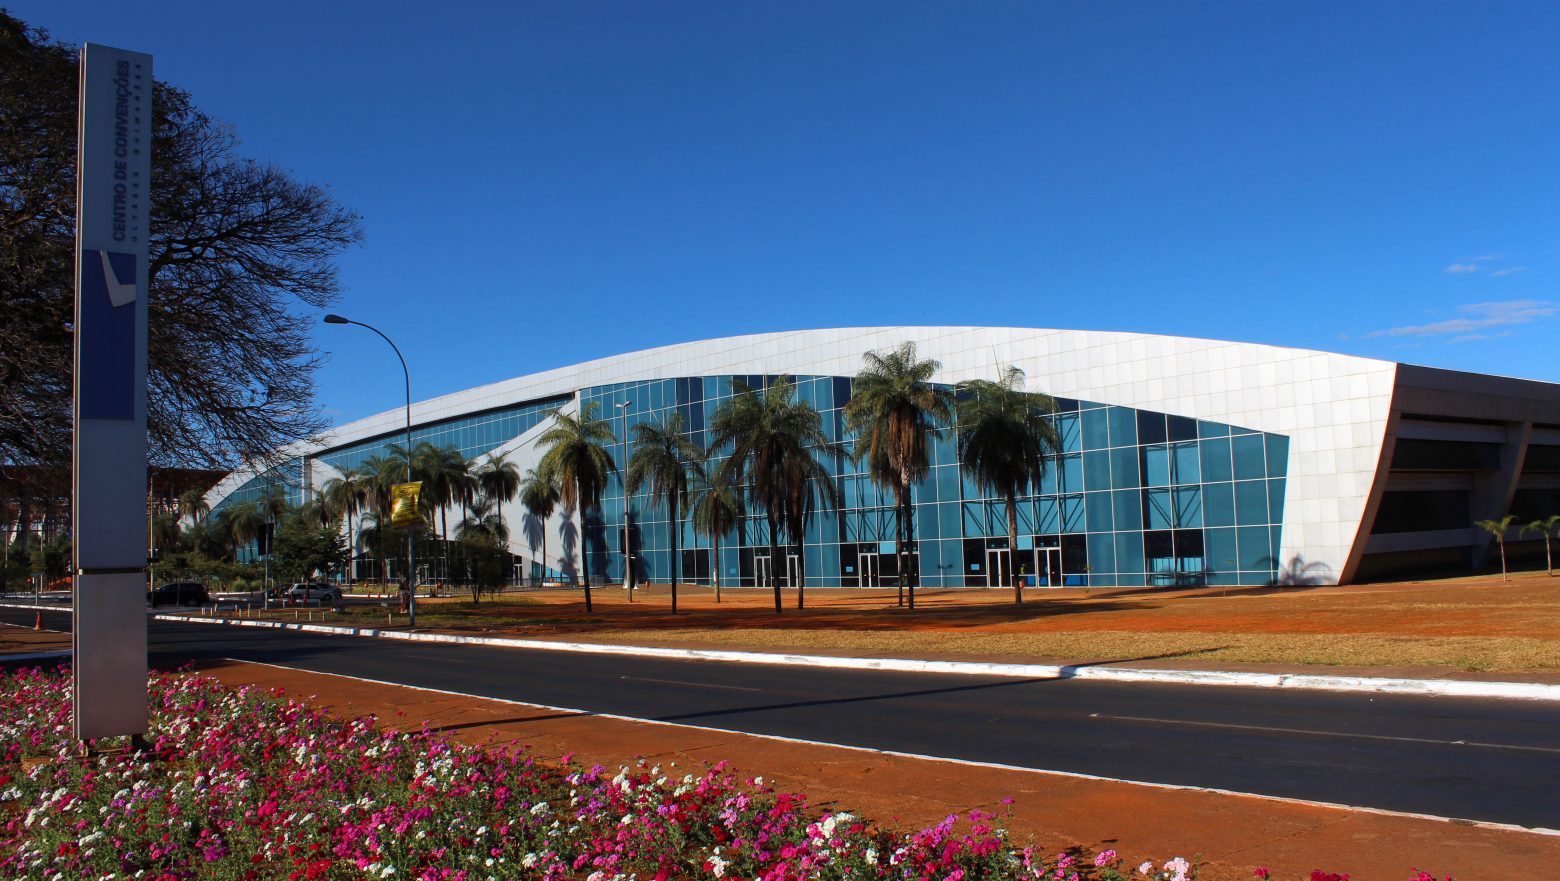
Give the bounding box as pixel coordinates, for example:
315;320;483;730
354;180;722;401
844;341;953;609
0;13;362;471
956;366;1059;605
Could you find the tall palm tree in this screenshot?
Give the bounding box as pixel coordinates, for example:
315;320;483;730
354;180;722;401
1524;515;1560;576
177;488;210;526
456;496;509;545
1475;514;1519;580
321;470;367;582
215;501;265;562
956;366;1060;605
536;403;617;612
626;412;704;614
475;452;523;550
520;466;561;585
844;341;955;609
708;376;842;613
690;460;742;604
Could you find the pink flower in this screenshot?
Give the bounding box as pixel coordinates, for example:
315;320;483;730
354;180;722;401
1095;850;1117;867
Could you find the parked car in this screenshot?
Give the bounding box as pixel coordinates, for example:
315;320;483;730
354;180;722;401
149;581;209;607
283;583;342;604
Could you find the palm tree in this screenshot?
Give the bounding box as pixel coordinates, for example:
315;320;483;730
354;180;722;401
708;376;842;613
1476;515;1519;580
690;461;742;604
321;470;367;582
536;403;617;612
626;412;704;614
520;466;561;585
955;366;1060;605
215;501;265;561
1524;515;1560;576
844;341;955;609
456;496;510;545
475;452;523;553
177;488;210;526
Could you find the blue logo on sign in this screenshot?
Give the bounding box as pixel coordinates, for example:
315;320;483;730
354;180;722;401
80;249;137;421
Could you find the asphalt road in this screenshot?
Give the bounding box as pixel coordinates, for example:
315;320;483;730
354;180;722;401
6;605;1560;829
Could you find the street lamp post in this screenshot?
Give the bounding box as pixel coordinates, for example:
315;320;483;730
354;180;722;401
618;401;632;596
323;314;418;628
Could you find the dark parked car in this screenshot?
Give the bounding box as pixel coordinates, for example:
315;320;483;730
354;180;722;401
149;581;209;607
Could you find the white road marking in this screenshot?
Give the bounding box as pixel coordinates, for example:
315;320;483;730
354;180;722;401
620;675;762;692
1088;712;1560;755
221;657;1560;839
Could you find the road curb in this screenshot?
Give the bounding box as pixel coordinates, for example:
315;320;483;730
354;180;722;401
145;611;1560;702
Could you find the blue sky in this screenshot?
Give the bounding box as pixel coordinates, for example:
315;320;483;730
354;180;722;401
17;2;1560;424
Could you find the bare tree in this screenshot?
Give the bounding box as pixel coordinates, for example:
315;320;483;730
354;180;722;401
0;12;362;473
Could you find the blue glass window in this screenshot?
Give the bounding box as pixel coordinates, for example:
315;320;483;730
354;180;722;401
1110;446;1140;488
1266;434;1290;476
1061;495;1086;532
1203;482;1235;527
1232;434;1267;481
1205;527;1237;574
1084;451;1111;491
1238;525;1272;571
1144;488;1174;530
1142;445;1170;487
1114;532;1145;574
1057;413;1081;453
1088;534;1116;574
1059;454;1083;493
1235;480;1269;525
1108;407;1137;447
1200;437;1233;483
1268;478;1287;523
1172;442;1200;485
1174;486;1203;528
1082;409;1110;450
1113;489;1143;531
1086;492;1114;532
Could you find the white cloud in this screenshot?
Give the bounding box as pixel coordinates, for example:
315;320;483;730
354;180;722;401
1366;300;1557;339
1490;266;1529;277
1444;263;1480;274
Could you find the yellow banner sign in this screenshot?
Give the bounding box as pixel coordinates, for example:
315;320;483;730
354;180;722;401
390;481;424;529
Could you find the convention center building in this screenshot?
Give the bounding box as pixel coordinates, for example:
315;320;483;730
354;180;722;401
203;326;1560;588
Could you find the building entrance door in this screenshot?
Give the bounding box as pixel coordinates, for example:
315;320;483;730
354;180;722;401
858;552;880;587
1041;547;1063;587
786;554;800;587
986;547;1011;588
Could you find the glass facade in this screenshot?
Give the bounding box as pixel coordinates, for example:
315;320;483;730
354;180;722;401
222;375;1288;587
579;375;1289;588
314;395;571;477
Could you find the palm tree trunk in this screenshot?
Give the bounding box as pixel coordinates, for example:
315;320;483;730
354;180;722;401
905;487;918;609
714;536;722;603
1008;489;1021;605
540;527;548;587
894;481;909;609
669;499;679;615
580;480;593;613
438;507;446;586
769;518;781;614
1500;539;1508;581
1546;537;1553;576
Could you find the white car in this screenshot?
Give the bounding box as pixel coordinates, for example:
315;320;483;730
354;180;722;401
283;583;342;604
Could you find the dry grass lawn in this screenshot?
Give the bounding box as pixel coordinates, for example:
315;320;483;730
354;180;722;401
312;570;1560;673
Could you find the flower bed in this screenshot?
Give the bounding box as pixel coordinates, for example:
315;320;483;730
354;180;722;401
0;667;1441;881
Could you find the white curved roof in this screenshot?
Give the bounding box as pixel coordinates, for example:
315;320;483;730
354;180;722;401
211;326;1404;582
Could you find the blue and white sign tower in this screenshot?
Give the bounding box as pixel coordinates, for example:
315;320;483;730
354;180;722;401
73;42;152;742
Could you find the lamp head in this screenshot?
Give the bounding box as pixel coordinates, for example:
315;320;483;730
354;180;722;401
323;314;350;324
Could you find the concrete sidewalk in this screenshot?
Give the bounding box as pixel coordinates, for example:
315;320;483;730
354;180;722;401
0;617;71;662
194;658;1555;881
